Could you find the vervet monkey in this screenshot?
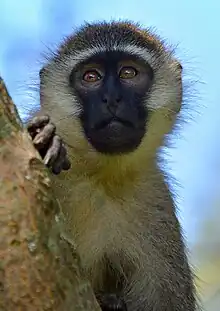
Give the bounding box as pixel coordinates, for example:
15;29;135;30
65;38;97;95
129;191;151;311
27;21;198;311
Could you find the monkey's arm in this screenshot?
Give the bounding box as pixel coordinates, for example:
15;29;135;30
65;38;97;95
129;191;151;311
0;76;101;311
27;114;127;311
125;180;197;311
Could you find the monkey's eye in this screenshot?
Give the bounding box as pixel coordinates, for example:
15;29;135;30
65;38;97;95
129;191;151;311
119;66;137;79
83;70;101;82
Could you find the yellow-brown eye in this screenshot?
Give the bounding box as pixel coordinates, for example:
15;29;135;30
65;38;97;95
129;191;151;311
119;66;137;79
83;70;101;82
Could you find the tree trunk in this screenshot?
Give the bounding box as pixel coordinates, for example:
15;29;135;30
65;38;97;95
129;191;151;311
0;76;101;311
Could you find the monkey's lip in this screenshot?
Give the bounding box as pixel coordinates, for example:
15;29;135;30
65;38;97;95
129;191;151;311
85;118;145;154
93;117;134;131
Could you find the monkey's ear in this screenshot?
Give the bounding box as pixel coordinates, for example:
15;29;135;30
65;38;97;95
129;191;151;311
173;59;182;73
39;66;48;105
39;66;46;79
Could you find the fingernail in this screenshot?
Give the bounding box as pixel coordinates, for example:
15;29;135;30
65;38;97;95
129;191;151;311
33;136;43;145
44;155;50;166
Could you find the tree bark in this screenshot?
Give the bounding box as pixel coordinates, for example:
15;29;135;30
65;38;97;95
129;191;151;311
0;76;101;311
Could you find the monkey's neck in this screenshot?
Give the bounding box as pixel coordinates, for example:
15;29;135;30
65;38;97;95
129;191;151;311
67;145;158;196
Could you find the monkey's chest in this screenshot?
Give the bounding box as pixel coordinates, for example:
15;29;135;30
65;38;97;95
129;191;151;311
58;180;134;265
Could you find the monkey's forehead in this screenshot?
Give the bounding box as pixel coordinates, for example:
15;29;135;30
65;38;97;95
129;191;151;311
57;21;165;57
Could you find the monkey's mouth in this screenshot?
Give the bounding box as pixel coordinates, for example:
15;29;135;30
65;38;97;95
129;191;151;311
85;117;145;155
93;117;134;131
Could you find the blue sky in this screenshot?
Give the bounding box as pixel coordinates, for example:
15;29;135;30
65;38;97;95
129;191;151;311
0;0;219;250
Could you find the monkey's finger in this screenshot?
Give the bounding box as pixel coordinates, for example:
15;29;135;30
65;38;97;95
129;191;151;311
33;123;56;148
51;145;67;175
49;140;71;172
27;115;50;132
51;143;71;174
58;143;71;171
49;143;70;174
62;157;71;170
44;135;62;167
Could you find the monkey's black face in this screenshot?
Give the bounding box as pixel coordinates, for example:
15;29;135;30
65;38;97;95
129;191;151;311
69;51;153;154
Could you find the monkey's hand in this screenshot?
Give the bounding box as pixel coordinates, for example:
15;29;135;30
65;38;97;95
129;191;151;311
96;293;127;311
27;115;71;174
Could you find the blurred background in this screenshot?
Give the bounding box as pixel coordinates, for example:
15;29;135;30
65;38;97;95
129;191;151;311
0;0;220;309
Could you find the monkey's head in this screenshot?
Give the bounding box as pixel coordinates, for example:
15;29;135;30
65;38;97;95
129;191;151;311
40;21;182;165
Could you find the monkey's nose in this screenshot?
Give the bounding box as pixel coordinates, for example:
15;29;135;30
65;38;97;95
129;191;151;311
102;94;122;114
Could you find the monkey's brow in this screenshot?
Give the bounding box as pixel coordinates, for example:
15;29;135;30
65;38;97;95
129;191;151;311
56;39;163;66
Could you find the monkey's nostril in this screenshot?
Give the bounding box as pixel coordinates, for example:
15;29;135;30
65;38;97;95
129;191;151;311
102;94;109;104
116;95;122;103
102;94;122;104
